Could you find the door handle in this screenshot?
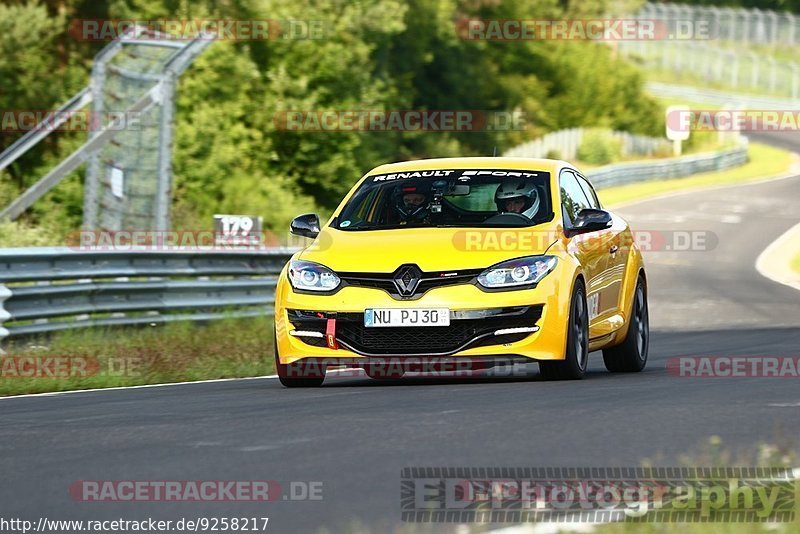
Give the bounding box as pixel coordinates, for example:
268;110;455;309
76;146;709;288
609;245;619;255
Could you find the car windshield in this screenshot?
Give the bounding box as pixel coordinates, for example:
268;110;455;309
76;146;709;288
333;168;553;231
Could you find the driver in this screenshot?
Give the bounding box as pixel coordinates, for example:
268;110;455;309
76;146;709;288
394;181;432;224
494;180;540;219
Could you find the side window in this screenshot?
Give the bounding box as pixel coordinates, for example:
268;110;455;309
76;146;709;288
559;170;592;225
576;174;601;209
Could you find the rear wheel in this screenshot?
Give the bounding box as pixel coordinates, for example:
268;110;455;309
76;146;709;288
274;327;326;387
602;276;649;373
539;279;589;380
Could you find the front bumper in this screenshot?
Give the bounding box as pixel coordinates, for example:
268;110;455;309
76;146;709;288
288;305;542;357
275;271;573;365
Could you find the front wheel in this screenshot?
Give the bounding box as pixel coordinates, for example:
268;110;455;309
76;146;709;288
274;327;325;388
602;276;649;373
539;279;589;380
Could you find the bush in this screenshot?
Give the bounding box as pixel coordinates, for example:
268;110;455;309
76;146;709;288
0;220;57;247
577;130;623;165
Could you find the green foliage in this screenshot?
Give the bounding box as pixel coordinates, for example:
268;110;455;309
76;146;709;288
577;129;623;165
0;0;665;244
0;220;55;247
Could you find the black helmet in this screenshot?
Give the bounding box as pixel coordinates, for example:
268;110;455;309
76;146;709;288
394;180;431;223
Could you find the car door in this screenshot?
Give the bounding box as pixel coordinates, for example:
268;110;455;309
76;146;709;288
559;169;615;326
575;172;628;315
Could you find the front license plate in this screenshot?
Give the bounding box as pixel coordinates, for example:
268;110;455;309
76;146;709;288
364;308;450;327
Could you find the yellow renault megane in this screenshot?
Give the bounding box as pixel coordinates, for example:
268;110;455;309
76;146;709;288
274;157;648;387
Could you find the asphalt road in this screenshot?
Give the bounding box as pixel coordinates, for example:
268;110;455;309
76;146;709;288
2;143;800;533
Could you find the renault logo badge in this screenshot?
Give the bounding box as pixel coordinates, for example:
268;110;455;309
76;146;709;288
393;264;422;297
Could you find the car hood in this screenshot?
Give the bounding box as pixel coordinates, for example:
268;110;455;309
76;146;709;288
298;225;559;272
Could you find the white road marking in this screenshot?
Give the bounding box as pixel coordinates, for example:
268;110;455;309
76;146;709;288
0;374;279;401
755;219;800;292
239;438;312;452
728;204;747;213
0;367;374;401
192;441;224;448
239;445;278;452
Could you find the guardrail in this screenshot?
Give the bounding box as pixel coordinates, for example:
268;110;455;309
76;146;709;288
587;138;749;189
0;247;295;345
503;127;671;161
504;124;750;188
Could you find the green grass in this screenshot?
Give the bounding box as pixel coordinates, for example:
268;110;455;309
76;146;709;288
0;315;275;396
596;522;797;533
592;434;799;533
598;142;793;207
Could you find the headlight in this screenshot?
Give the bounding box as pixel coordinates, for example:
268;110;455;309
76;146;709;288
477;256;558;289
288;260;341;292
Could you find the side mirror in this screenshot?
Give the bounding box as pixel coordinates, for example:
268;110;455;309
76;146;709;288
290;213;321;239
566;209;612;237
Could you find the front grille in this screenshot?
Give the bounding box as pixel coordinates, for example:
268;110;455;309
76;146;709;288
288;306;543;356
339;268;482;300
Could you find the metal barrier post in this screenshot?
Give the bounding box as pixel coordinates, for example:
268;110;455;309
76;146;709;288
0;284;11;354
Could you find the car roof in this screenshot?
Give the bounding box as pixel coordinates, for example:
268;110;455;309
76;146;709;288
365;157;565;176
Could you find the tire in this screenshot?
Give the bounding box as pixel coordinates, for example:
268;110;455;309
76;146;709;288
603;276;649;373
539;279;589;380
274;327;325;388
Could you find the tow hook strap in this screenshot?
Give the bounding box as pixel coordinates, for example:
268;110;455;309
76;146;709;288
326;317;339;349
